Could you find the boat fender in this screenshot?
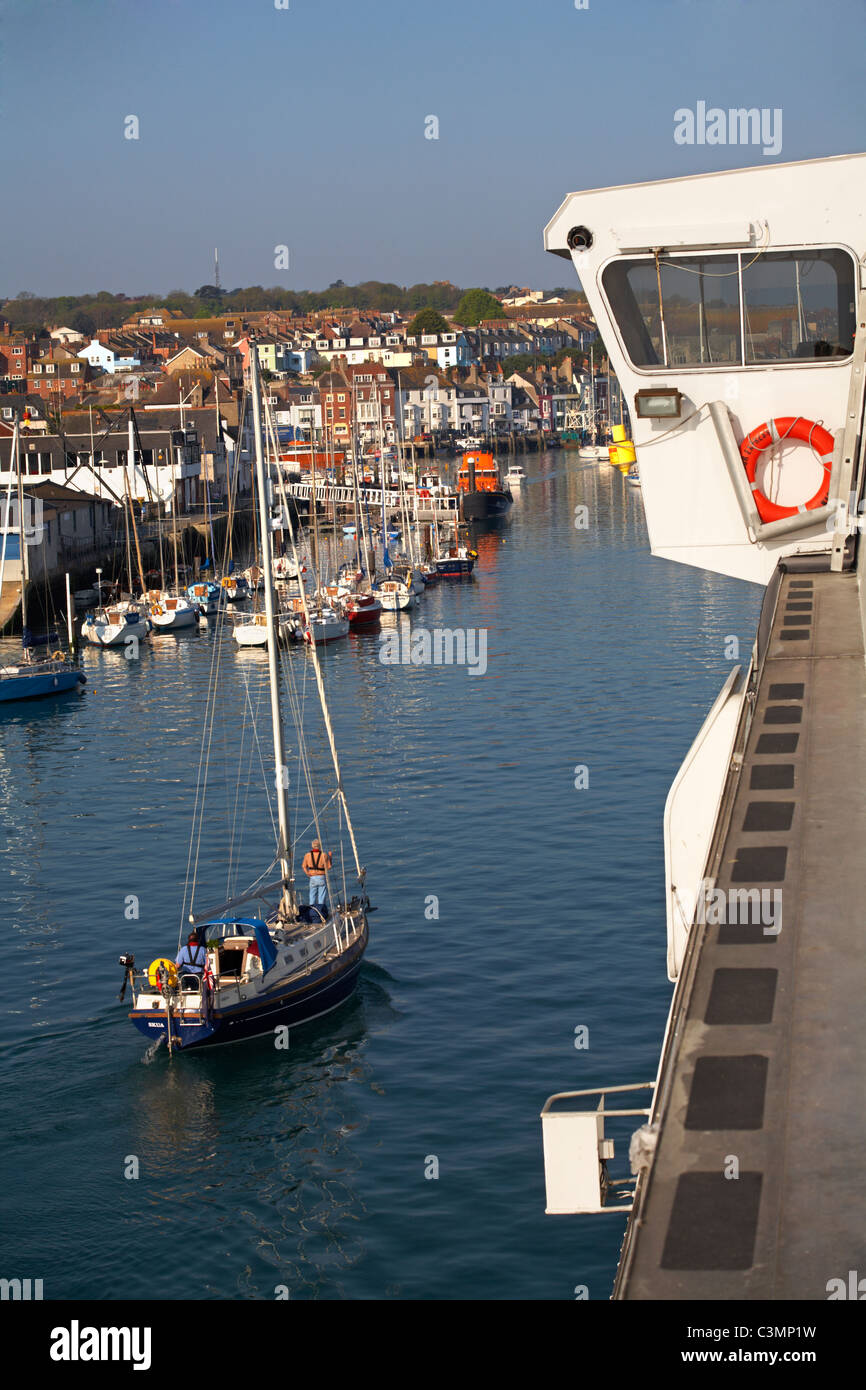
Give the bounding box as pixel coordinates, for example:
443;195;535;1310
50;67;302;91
147;958;178;990
740;416;835;523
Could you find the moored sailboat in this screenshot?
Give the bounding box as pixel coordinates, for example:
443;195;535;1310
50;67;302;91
82;602;151;648
0;424;86;702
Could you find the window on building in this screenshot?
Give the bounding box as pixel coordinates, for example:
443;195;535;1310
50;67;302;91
71;363;80;372
45;364;55;374
603;248;856;368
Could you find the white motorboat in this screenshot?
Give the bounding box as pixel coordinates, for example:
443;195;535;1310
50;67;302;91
455;435;485;451
505;464;526;484
577;444;610;461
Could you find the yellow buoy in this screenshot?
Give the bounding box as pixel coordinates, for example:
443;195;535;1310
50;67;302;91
612;422;636;465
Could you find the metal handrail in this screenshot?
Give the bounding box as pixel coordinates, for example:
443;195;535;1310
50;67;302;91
541;1082;655;1117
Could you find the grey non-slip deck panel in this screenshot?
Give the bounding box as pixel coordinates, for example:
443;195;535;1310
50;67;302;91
618;569;866;1300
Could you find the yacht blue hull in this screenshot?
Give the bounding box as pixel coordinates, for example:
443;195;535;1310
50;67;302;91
129;931;366;1050
434;557;475;578
0;669;85;703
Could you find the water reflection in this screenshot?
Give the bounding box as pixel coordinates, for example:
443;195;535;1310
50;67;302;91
124;972;398;1298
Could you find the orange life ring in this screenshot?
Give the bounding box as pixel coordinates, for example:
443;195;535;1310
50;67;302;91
740;416;834;524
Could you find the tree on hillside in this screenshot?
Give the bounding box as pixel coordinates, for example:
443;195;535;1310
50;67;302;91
501;353;539;377
71;309;96;337
407;307;450;336
453;288;506;326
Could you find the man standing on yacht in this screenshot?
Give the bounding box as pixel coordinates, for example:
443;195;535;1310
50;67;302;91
176;931;206;977
302;839;332;912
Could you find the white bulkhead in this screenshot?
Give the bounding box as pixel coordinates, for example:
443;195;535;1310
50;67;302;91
545;154;866;584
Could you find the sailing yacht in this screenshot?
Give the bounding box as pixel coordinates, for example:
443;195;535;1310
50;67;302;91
82;602;151;648
0;424;86;702
186;579;224;618
342;591;382;628
146;590;198;631
577;345;611;459
377;577;415;610
304;606;350;644
83;478;154;646
220;572;250;603
120;343;370;1050
432;521;476;579
231;608;301;647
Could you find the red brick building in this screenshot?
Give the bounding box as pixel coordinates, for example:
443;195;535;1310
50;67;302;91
344;360;397;442
26;352;96;401
317;369;352;444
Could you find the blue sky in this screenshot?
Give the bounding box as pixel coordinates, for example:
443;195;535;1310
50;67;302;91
2;0;864;296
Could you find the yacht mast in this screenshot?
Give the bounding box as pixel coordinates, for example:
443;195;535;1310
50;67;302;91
0;424;18;608
250;341;295;918
270;433;364;883
15;423;30;654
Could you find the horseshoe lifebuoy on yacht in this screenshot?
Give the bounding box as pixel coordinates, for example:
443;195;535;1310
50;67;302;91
740;416;835;523
148;958;178;990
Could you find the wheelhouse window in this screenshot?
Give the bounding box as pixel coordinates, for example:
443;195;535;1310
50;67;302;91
742;250;855;362
603;255;740;366
602;248;855;368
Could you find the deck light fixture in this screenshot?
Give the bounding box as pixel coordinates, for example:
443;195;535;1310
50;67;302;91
634;388;683;420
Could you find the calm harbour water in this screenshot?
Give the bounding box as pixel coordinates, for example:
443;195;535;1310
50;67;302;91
0;450;762;1301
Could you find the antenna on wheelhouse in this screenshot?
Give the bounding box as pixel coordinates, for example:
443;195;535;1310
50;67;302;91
249;339;297;921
